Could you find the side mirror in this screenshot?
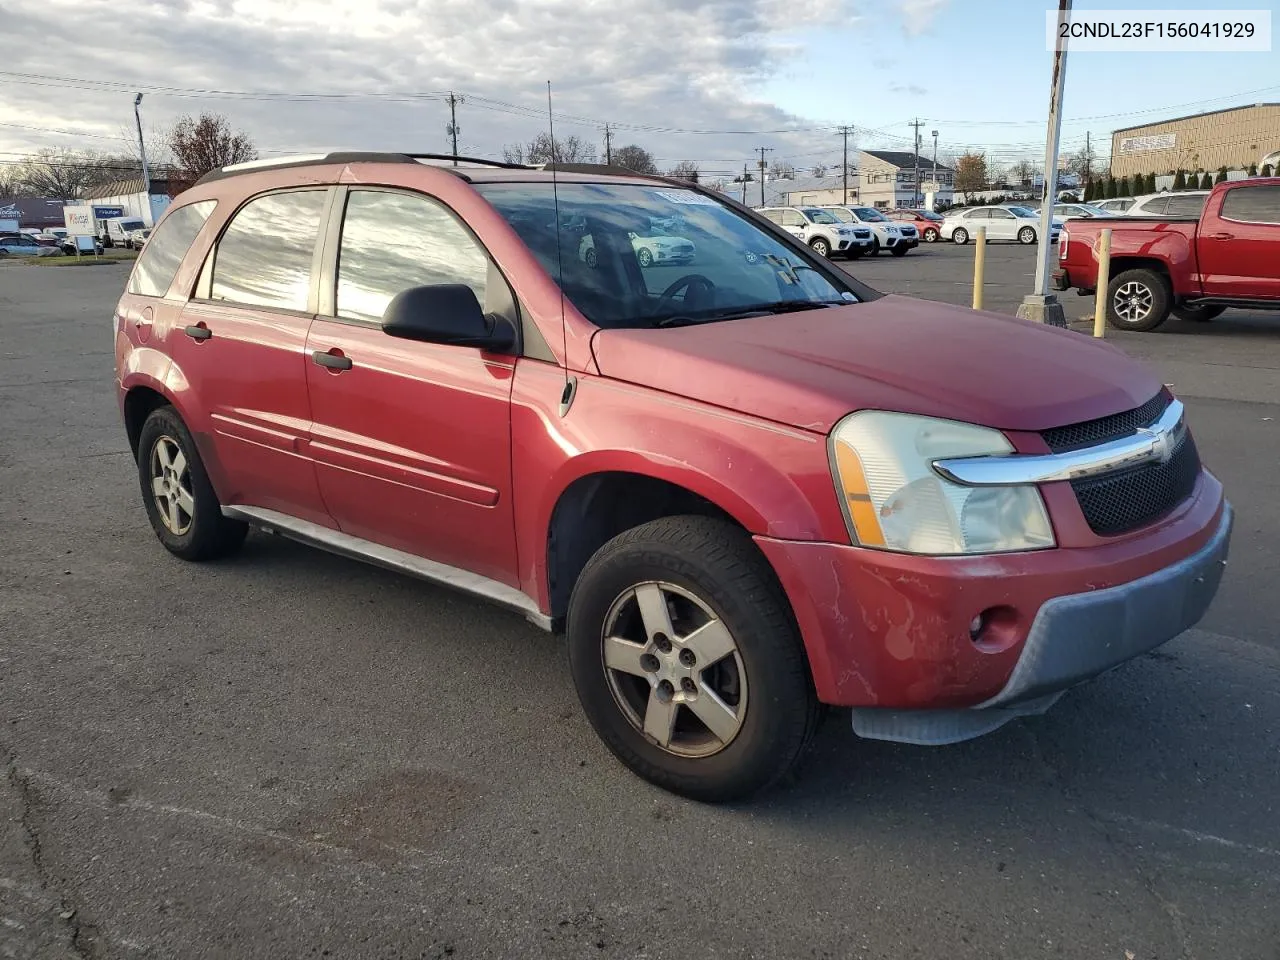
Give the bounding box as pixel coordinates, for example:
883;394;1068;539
381;284;514;351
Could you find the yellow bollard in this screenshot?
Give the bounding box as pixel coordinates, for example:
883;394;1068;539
971;226;987;310
1093;228;1113;338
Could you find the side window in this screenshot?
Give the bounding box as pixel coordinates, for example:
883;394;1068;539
990;209;1015;220
758;210;782;224
780;210;804;227
964;209;987;220
1165;194;1207;217
1141;196;1170;216
336;190;489;324
1220;186;1280;223
128;200;216;298
211;190;327;312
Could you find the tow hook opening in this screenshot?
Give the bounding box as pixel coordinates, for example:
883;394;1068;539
970;606;1020;654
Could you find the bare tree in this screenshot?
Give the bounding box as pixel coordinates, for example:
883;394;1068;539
168;113;257;178
1007;159;1039;186
11;148;122;198
613;144;658;174
810;164;828;177
667;160;700;182
502;134;597;165
768;159;796;179
0;166;25;198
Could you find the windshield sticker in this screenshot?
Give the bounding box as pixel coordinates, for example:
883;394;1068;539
650;190;719;206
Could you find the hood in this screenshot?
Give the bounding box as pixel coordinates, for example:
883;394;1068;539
590;295;1161;434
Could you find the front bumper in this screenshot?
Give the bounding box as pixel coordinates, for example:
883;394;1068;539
754;472;1229;734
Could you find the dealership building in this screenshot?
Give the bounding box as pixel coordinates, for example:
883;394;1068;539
1109;103;1280;179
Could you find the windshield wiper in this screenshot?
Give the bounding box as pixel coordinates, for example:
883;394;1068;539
652;299;846;328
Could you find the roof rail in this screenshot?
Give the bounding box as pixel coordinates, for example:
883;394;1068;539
196;151;530;186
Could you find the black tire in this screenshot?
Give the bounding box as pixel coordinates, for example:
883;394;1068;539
890;246;910;257
567;516;819;803
952;227;969;245
866;238;880;257
1018;226;1037;244
637;247;653;268
1106;268;1172;332
809;237;830;257
923;227;939;242
1172;304;1226;322
136;406;247;561
847;247;864;260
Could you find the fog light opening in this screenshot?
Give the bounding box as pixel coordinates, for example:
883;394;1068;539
969;605;1020;654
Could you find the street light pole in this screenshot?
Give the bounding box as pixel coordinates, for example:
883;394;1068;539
133;93;151;224
1015;0;1072;327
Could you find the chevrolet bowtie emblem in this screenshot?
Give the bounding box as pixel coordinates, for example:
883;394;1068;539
1137;417;1184;465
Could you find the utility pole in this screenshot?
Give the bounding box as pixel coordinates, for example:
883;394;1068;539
133;93;151;223
603;124;613;165
1083;130;1093;195
931;129;939;209
446;92;463;164
1015;0;1072;328
756;146;773;207
838;126;851;204
911;118;924;207
741;163;749;204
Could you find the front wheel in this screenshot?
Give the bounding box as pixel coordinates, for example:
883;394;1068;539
137;406;247;560
1172;304;1225;322
1018;226;1037;244
923;227;939;242
567;516;819;802
637;247;653;268
890;246;910;257
866;238;880;257
1107;268;1171;332
809;237;830;257
952;227;969;245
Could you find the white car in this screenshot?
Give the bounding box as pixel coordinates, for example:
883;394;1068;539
820;206;918;256
1048;203;1117;219
1119;190;1209;218
942;205;1063;245
756;206;874;258
579;231;696;268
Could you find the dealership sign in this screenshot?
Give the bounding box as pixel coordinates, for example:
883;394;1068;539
64;205;96;236
0;203;18;218
1119;133;1177;154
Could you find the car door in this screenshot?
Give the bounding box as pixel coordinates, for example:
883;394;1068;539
987;208;1017;240
1197;183;1280;300
174;188;333;526
302;187;520;586
779;209;807;241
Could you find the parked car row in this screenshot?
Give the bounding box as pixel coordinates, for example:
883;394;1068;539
0;233;62;258
755;205;925;258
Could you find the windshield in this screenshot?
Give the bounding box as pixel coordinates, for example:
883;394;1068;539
826;207;855;222
919;210;944;221
118;219;145;231
478;183;855;330
851;207;888;221
802;208;840;224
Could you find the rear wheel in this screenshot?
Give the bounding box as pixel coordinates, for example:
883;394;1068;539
137;406;247;561
1107;268;1171;332
567;516;819;802
952;227;969;245
1018;226;1037;244
809;237;831;258
1172;304;1225;322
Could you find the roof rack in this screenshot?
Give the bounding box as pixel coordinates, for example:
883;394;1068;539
196;151;530;186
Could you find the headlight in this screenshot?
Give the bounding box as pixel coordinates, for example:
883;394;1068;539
829;411;1055;555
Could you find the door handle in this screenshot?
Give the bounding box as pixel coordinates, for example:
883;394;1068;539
1207;232;1234;240
312;350;352;370
184;324;212;341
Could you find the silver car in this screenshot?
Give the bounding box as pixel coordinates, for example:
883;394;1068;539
0;234;61;258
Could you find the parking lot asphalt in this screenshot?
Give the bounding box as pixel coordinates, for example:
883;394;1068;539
2;254;1278;960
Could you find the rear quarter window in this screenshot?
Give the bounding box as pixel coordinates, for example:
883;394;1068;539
1221;185;1280;224
128;201;216;297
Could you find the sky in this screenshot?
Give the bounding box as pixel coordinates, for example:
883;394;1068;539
1;0;1277;183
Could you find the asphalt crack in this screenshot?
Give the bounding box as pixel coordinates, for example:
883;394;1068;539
1019;723;1195;960
5;754;101;959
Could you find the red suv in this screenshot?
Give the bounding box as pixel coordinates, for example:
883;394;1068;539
115;153;1231;801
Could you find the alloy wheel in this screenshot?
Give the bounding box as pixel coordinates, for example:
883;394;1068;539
601;581;748;758
150;435;195;536
1114;281;1154;323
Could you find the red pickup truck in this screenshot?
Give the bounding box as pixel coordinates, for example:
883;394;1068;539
1054;178;1280;331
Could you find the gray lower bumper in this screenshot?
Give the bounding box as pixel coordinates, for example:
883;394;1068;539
851;503;1233;745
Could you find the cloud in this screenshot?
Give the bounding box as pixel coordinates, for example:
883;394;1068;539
890;83;928;96
0;0;936;178
895;0;950;35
